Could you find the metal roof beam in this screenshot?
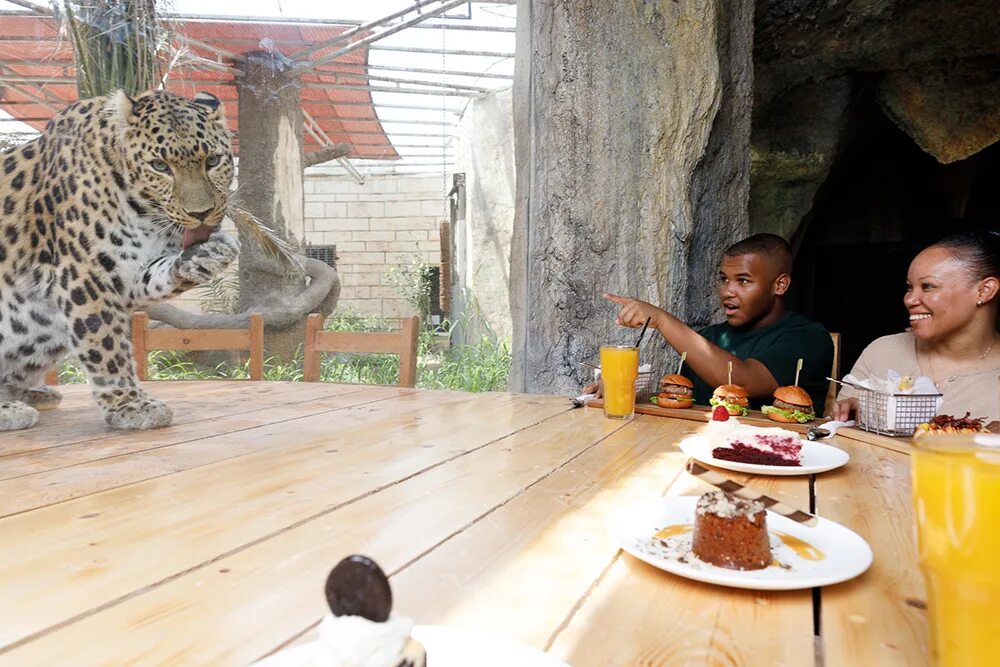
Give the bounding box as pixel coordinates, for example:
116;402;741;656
370;45;514;57
288;0;465;63
317;62;513;81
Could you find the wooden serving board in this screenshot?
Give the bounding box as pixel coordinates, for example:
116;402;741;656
585;399;811;434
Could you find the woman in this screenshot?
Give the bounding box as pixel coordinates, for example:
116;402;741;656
831;230;1000;425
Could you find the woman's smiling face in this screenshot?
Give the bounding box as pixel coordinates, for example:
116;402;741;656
904;247;981;342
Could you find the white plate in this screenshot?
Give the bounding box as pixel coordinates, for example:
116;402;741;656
610;496;872;590
679;433;849;476
252;624;570;667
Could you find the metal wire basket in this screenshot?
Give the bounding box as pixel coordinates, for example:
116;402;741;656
589;366;657;403
851;383;941;436
636;370;656;402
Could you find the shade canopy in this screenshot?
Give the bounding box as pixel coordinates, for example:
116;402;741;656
0;14;398;160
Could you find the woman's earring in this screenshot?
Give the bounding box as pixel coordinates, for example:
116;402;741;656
977;300;984;306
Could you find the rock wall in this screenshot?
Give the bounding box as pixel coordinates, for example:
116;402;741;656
453;89;515;342
510;0;753;394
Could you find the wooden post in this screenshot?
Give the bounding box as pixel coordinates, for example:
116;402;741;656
302;314;322;382
132;311;149;381
398;316;420;388
248;313;265;381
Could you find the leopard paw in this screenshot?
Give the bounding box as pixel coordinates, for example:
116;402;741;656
21;386;62;411
104;397;174;430
175;232;240;284
0;401;40;431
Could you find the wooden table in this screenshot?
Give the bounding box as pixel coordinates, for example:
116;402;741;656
0;382;927;666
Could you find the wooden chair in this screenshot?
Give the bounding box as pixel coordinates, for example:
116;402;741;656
303;313;419;387
44;368;59;385
824;332;841;418
131;311;265;381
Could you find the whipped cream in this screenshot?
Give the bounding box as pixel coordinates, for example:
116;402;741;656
314;613;413;667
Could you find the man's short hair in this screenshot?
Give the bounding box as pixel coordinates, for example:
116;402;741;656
723;233;793;275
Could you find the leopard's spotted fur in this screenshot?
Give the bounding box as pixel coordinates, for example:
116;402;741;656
0;90;239;431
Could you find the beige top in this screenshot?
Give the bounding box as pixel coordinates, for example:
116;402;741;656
837;332;1000;423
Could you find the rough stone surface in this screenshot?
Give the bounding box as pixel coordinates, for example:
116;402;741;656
878;58;1000;164
750;76;854;239
454;89;515;342
510;0;753;394
750;0;1000;237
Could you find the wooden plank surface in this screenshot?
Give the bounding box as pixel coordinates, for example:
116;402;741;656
0;382;927;667
586;399;813;433
815;441;928;666
0;399;601;665
547;436;815;667
0;387;571;652
0;381;348;457
0;382;375;476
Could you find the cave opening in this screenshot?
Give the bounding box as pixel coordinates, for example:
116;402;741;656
789;94;1000;377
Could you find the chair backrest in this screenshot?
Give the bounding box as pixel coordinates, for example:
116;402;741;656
131;311;265;381
824;331;842;418
303;313;419;387
44;368;59;385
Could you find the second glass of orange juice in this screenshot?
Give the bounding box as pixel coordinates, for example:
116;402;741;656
912;433;1000;666
600;345;639;419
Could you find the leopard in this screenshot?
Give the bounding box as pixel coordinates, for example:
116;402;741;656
0;89;240;431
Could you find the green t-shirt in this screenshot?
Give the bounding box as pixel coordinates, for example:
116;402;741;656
690;312;834;414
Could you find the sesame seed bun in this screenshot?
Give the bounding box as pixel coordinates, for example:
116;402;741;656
772;385;812;409
713;384;749;402
659;373;694;389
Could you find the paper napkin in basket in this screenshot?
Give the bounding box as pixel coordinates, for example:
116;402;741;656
843;370;943;429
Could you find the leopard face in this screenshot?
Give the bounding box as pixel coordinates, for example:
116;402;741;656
115;91;233;231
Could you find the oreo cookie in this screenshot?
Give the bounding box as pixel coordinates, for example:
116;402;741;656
324;554;393;623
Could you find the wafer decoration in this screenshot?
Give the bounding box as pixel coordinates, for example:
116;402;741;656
684;459;819;526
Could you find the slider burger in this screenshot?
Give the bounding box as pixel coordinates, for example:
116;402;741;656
709;383;749;417
761;386;816;423
654;374;694;409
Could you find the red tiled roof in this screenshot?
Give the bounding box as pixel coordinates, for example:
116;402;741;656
0;15;398;160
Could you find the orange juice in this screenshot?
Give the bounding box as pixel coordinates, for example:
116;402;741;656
600;345;638;419
912;434;1000;667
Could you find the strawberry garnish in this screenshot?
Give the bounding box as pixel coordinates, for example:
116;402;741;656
711;405;730;422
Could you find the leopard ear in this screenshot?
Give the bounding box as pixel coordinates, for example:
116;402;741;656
192;92;224;121
107;89;139;125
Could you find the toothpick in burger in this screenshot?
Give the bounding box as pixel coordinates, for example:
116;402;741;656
654;374;694;409
761;386;816;423
710;384;749;417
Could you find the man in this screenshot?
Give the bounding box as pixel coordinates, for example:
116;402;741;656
597;233;833;412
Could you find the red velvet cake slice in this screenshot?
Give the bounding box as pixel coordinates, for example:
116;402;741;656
711;426;803;466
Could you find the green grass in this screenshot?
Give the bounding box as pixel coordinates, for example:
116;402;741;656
54;310;511;392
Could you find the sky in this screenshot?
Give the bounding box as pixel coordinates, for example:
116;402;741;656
0;0;517;173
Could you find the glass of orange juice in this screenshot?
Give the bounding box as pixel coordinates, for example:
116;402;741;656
600;345;639;419
911;433;1000;666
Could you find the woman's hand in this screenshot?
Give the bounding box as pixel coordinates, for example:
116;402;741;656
581;381;604;398
829;397;858;422
603;293;668;329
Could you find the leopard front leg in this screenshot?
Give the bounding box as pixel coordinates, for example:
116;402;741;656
68;298;172;430
128;232;239;307
174;231;239;284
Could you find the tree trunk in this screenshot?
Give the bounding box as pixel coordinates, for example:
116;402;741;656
509;0;753;394
236;51;313;359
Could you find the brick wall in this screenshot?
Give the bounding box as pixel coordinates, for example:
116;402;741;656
304;171;446;317
168;172;447;319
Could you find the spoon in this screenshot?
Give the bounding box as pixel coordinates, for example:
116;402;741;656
807;420;855;441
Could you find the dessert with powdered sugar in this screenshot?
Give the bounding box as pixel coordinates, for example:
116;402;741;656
691;489;771;570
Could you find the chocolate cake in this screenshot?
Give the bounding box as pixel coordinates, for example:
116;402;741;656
691;490;771;570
